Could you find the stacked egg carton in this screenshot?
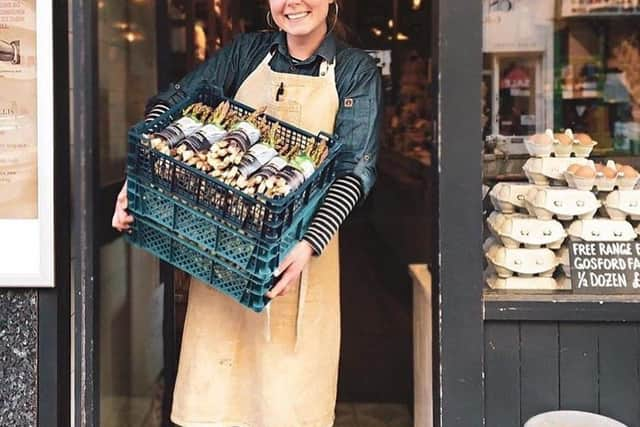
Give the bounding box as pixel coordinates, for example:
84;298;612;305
485;129;640;290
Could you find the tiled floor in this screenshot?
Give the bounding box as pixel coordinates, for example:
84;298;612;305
334;403;413;427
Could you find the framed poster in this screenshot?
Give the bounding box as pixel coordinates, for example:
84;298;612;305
0;1;54;287
482;0;555;53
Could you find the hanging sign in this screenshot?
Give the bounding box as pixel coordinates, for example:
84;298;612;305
569;241;640;293
0;1;54;287
561;0;640;17
483;0;555;53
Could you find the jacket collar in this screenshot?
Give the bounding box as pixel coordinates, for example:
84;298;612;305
269;31;336;64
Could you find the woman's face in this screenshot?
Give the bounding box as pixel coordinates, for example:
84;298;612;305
269;0;333;39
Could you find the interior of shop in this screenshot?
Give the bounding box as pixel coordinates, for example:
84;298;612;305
95;0;434;426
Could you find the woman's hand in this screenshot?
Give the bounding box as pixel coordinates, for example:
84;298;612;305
266;240;315;299
111;181;134;232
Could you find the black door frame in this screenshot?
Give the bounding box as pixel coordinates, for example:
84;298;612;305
38;1;71;425
70;0;99;425
433;0;485;426
67;0;487;426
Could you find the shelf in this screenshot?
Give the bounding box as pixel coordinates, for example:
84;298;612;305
561;11;640;18
484;289;640;322
561;95;603;100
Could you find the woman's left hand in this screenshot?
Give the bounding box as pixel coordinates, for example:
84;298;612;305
266;241;315;299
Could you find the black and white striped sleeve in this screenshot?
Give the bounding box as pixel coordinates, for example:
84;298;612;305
145;103;171;123
302;175;362;255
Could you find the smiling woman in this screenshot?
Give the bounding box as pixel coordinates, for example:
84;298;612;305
112;0;382;426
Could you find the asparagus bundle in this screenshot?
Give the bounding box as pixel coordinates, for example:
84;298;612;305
265;137;329;198
147;103;212;153
172;101;234;172
206;107;269;184
234;122;284;193
242;143;300;196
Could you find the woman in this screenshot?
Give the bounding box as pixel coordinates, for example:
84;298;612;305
112;1;381;425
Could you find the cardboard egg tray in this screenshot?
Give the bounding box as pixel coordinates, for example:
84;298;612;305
523;157;592;186
567;218;637;242
603;190;640;220
525;187;600;221
484;239;559;278
489;182;537;214
564;171;639;192
485;270;571;290
524;129;596;159
486;212;566;249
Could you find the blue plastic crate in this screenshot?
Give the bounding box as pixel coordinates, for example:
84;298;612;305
127;176;327;278
125;184;325;312
126;83;341;244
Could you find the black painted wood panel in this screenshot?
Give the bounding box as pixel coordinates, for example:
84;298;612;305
559;323;600;412
485;321;640;427
485;322;520;427
519;323;560;424
598;324;640;426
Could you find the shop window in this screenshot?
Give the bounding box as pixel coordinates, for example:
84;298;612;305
483;0;640;298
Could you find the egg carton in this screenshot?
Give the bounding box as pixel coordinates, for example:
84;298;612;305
488;182;536;213
525;187;600;220
603;190;640;220
564;171;619;192
485;272;571;290
524;129;596;158
564;163;640;192
523;157;592;186
486;212;566;249
557;245;571;276
567;218;637;242
484;241;559;278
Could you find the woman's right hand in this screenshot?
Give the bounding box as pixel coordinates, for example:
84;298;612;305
112;181;134;232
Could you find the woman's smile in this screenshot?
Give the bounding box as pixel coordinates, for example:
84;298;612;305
285;11;311;21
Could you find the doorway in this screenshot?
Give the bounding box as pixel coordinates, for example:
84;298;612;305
87;0;436;425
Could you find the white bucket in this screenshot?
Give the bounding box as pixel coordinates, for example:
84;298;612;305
524;411;627;427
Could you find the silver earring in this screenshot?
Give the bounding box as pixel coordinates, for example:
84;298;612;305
266;10;278;30
329;2;339;33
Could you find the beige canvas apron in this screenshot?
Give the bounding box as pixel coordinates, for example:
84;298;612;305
171;50;341;427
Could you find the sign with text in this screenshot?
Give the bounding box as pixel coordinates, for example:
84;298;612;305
569;241;640;293
0;1;54;287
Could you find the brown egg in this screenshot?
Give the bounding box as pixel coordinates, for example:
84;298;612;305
531;133;551;145
575;133;593;146
575;166;596;178
567;164;582;174
621;165;639;177
616;163;625;172
555;133;573;145
602;167;617;179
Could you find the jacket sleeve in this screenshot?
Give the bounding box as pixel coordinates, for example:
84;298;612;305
333;58;383;200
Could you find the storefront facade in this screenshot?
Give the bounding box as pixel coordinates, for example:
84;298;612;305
2;0;640;426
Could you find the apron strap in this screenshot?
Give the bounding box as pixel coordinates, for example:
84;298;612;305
262;265;309;350
294;265;310;352
263;304;272;342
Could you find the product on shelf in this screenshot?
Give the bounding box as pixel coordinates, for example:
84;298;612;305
487;212;566;249
484;240;559;278
524;129;597;158
485;271;571;291
604;190;640;220
567;218;637;242
525;187;600;220
489;182;537;213
523;157;592;185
